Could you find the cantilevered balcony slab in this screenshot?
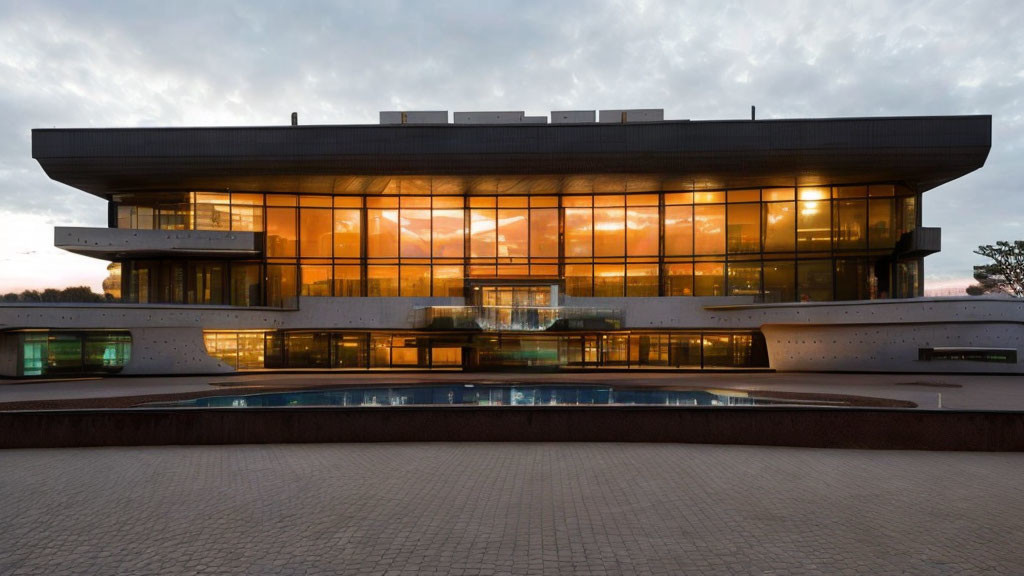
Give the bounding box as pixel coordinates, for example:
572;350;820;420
895;227;941;258
55;227;261;260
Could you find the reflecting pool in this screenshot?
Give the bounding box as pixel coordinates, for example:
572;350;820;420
152;385;766;408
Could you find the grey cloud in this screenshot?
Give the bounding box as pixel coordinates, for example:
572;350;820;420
0;0;1022;289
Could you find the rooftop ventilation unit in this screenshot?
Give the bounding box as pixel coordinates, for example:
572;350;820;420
380;111;449;125
551;110;596;124
454;111;527;124
598;109;664;123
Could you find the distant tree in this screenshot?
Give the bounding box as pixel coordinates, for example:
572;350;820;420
1;287;109;303
966;241;1024;297
19;290;41;302
965;269;1008;296
40;288;62;302
59;286;105;303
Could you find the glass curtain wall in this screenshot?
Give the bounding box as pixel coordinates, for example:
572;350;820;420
115;182;919;305
204;330;769;370
16;331;131;377
563;194;659;297
123;260;261;306
366;195;469;297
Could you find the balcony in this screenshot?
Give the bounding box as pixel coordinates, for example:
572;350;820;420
895;227;941;258
418;306;624;331
55;227;262;259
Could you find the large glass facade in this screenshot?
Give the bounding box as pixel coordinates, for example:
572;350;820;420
113;181;921;305
204;329;769;371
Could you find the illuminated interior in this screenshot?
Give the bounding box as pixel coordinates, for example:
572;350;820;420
12;331;131;377
203;329;769;370
114;181;921;306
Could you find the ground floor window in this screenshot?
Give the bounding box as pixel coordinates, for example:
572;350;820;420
202;330;769;371
203;331;266;369
117;254;918;307
6;331;131;377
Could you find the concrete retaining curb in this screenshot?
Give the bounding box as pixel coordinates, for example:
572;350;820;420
2;407;1023;450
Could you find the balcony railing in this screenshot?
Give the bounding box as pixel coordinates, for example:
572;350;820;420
418;306;624;331
895;227;941;258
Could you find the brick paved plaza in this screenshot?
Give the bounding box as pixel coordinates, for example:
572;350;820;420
1;443;1022;575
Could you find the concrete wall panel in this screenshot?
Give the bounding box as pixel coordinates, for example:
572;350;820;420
285;297;464;329
562;296;757;329
55;227;259;258
0;303;289;331
0;297;465;333
763;322;1024;373
707;297;1024;327
122;327;231;375
0;333;18;377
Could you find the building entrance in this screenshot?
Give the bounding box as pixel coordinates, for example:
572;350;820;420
463;283;562;332
477;285;555;308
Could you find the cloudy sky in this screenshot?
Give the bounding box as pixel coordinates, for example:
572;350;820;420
0;0;1020;294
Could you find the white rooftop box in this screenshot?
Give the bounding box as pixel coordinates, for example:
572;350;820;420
598;109;665;123
551;110;596;124
380;111;449;125
454;111;525;124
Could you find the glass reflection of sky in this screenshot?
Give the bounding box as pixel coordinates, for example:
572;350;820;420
155;385;761;409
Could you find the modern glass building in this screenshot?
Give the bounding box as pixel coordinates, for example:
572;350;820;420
2;109;1010;377
109;180;920;307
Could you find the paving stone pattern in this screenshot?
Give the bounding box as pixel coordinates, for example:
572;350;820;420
1;443;1022;575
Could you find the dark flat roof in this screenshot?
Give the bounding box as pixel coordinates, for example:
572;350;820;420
32;115;991;198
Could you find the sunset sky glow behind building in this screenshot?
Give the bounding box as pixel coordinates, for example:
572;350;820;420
0;0;1021;295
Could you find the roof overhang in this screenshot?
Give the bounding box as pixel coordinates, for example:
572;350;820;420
32;115;992;198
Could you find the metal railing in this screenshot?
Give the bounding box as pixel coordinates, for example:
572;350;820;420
418;306;624;331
